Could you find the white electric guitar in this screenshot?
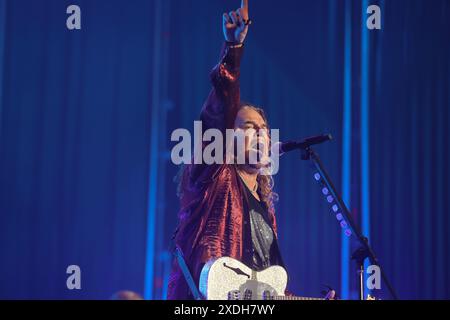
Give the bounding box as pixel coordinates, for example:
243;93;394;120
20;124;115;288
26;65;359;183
199;257;324;300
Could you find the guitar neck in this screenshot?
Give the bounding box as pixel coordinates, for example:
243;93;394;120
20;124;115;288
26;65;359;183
273;296;324;300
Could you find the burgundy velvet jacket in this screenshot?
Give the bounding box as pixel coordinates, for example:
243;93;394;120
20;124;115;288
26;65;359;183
167;43;278;300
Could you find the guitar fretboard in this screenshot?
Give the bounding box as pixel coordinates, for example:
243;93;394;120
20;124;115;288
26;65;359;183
272;296;324;300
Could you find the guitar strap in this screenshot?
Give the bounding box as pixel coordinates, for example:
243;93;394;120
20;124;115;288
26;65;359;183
174;246;203;300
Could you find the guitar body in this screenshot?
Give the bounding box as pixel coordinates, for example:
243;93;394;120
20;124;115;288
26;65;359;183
199;257;377;300
199;257;288;300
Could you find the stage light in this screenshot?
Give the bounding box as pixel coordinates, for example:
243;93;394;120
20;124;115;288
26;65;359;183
344;229;352;237
336;213;343;221
322;187;329;195
314;173;321;181
327;195;334;203
332;204;339;212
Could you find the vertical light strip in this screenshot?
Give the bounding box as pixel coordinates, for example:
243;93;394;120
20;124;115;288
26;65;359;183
0;0;6;141
341;0;352;300
361;0;371;289
144;0;162;300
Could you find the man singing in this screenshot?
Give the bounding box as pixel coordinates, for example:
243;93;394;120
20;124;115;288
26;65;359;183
167;0;286;300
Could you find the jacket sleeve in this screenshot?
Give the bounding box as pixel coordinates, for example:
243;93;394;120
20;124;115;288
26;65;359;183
200;42;244;132
189;43;244;187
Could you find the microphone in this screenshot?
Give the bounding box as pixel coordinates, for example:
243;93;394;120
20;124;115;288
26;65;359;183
272;134;333;155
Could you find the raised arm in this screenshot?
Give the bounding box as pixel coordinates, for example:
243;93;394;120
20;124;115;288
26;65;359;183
200;0;250;132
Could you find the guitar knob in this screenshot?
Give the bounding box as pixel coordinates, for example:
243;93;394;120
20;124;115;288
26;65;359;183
262;290;272;300
227;290;240;300
244;289;252;300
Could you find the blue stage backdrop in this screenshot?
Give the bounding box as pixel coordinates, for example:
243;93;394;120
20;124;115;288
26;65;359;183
0;0;448;299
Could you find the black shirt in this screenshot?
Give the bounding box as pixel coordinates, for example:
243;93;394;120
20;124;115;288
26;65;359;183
241;179;284;271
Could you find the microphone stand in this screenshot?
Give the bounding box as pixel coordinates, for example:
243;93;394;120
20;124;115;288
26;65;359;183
300;146;398;300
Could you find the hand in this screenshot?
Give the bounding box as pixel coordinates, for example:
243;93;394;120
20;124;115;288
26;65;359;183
223;0;250;44
322;285;338;300
324;289;336;300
